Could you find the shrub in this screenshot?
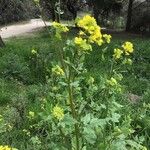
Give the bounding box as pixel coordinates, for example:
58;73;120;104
0;53;32;83
0;0;39;25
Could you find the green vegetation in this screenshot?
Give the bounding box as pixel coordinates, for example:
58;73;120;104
0;19;150;149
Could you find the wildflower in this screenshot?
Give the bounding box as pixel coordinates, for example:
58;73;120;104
31;49;37;55
29;111;35;118
79;31;85;36
23;129;31;136
74;37;84;45
77;15;103;46
122;41;134;55
52;105;64;120
74;37;92;52
107;77;118;86
77;15;97;33
0;145;17;150
52;22;69;32
142;146;147;150
52;65;64;76
103;34;112;43
113;48;123;59
88;26;103;45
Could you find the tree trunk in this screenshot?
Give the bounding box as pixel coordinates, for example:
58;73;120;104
126;0;134;31
0;36;5;47
93;6;100;25
67;0;78;20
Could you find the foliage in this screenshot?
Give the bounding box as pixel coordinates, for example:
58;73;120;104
0;0;39;25
88;0;123;24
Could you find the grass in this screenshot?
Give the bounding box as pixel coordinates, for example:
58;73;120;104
0;28;150;102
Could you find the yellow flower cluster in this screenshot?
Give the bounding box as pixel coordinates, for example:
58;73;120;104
28;111;35;118
75;15;112;51
52;106;64;120
113;48;123;59
52;65;64;76
107;77;118;86
31;49;37;55
74;37;92;52
52;22;69;39
122;41;133;55
77;15;109;46
113;41;134;60
107;77;122;92
52;22;69;33
103;34;112;43
0;146;17;150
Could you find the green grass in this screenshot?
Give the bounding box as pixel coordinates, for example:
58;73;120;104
0;28;150;105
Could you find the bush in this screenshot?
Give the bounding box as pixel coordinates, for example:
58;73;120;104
0;53;32;83
0;0;39;25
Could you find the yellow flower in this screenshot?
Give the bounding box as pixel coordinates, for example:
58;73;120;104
29;111;35;118
52;65;64;76
79;31;85;36
77;15;97;32
31;49;37;55
52;106;64;120
77;15;103;44
113;48;123;59
0;146;17;150
122;41;134;55
88;26;103;45
52;22;69;32
74;37;84;45
103;34;112;43
107;77;118;86
74;37;92;52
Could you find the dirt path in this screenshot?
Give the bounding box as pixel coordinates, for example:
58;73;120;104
0;12;92;39
0;19;51;39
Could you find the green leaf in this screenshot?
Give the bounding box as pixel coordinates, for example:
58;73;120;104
111;113;121;123
83;127;97;144
81;114;91;125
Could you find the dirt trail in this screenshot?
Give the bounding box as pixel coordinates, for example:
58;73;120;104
0;12;92;39
0;19;51;39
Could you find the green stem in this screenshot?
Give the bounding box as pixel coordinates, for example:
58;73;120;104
68;68;80;150
58;42;80;150
110;60;114;76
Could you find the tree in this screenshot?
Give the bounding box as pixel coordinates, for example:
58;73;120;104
0;0;39;25
39;0;57;21
0;36;5;47
67;0;79;20
88;0;123;24
39;0;80;21
126;0;134;31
